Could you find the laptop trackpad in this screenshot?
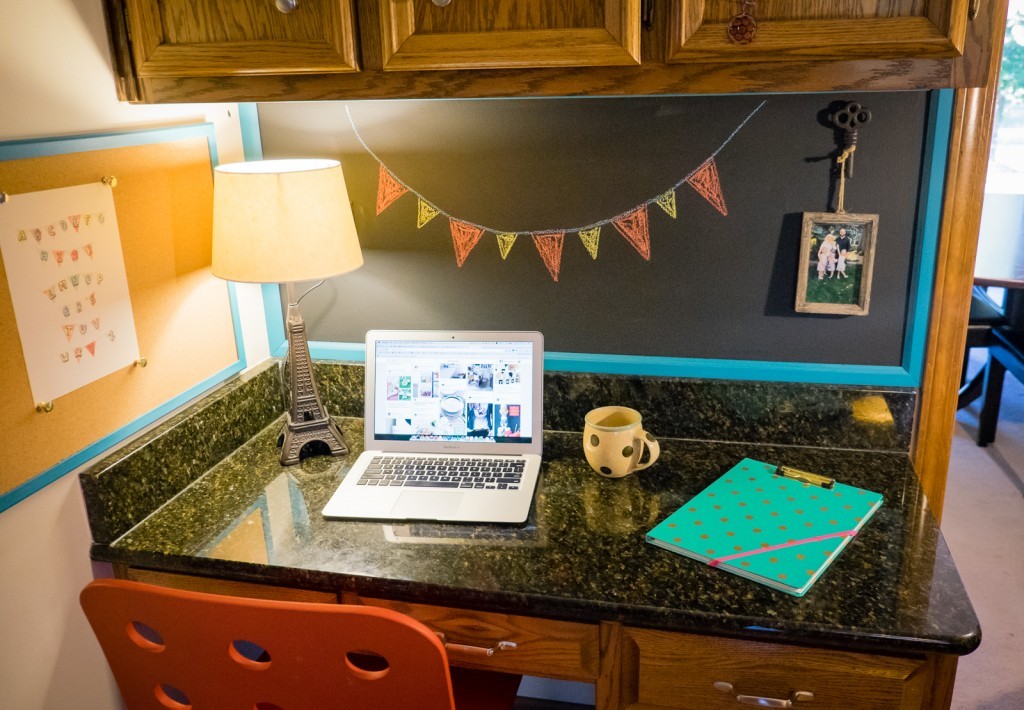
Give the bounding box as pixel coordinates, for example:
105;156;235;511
390;491;464;520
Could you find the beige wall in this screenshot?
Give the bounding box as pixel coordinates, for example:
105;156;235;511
0;2;265;707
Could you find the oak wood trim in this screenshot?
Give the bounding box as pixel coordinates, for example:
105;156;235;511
595;621;623;710
119;567;340;603
358;596;601;682
125;0;359;77
670;17;961;63
923;653;960;710
913;0;1008;521
379;0;641;71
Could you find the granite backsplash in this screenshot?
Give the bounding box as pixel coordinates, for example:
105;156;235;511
82;359;915;546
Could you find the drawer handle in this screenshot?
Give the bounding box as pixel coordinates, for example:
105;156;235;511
275;0;298;13
436;633;517;657
713;682;814;708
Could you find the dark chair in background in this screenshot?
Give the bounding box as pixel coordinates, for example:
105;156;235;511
977;327;1024;446
958;286;1008;412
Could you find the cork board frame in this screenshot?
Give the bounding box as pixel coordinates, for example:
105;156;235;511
0;124;245;512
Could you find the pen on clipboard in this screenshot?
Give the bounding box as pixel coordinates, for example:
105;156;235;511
777;465;835;489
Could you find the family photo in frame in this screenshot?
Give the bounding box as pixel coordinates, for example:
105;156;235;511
795;212;878;316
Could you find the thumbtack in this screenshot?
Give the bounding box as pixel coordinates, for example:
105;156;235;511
35;401;54;414
0;192;9;205
101;176;118;188
135;357;148;368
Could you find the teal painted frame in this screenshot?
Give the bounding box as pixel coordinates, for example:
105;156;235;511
0;123;247;513
244;90;952;387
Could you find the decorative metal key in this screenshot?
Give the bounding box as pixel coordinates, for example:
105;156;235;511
830;102;872;178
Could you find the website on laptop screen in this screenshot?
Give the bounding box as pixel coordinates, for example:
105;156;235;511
372;339;535;444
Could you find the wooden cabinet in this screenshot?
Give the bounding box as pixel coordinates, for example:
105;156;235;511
114;0;359;78
115;567;960;710
617;627;935;710
377;0;641;70
102;0;1001;102
360;596;602;681
667;0;971;64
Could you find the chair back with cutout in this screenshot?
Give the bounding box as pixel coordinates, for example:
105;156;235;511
80;579;457;710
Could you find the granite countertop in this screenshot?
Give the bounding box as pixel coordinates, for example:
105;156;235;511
91;414;980;658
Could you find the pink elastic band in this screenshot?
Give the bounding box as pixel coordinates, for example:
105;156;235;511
707;530;857;567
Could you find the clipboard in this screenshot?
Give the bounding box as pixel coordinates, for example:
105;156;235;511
646;458;883;597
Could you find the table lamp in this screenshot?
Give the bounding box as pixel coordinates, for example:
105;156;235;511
212;159;363;465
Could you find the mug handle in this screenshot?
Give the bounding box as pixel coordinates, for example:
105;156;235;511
633;431;660;471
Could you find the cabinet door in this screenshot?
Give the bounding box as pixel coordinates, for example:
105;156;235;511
123;0;359;77
668;0;971;64
377;0;641;70
359;597;601;681
619;628;932;709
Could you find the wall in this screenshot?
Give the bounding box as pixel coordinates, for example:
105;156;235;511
0;2;266;707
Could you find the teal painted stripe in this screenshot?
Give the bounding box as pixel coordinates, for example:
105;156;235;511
263;284;287;357
0;123;217;162
0;360;245;514
237;104;264;162
226;281;248;368
901;88;953;385
298;341;915;387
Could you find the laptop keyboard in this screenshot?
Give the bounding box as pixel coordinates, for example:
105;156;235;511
356;456;525;490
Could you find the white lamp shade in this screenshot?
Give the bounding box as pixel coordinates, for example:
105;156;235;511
212;159;364;283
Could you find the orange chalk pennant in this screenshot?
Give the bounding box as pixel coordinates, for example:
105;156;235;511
62;324;75;342
612;206;652;260
654;189;678;219
496;233;518;260
69;215;81;231
687;158;728;216
450;219;484;267
578;227;601;259
416;198;440;228
376;164;408;215
85;341;96;356
532;231;565;282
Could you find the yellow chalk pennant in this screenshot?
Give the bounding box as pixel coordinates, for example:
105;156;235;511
654;189;677;219
496;233;517;260
417;198;440;228
578;227;601;259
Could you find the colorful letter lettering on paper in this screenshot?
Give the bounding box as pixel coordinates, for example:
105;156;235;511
0;181;140;403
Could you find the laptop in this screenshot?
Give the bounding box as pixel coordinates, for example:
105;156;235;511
322;330;544;524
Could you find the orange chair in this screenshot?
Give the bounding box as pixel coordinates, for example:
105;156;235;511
81;579;520;710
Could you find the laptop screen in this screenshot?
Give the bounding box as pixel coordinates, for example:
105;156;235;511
371;337;536;445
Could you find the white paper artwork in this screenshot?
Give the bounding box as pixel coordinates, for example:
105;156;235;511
0;182;140;404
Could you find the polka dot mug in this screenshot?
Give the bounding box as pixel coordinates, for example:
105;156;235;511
583;406;660;478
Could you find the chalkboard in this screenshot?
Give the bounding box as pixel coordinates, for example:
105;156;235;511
257;92;931;367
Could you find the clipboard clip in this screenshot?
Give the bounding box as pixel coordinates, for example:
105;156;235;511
777;465;835;489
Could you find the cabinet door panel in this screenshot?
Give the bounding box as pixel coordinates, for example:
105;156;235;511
379;0;641;70
619;628;931;710
126;0;359;77
668;0;969;64
360;597;601;681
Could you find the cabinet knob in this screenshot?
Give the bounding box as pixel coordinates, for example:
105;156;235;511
713;681;814;708
275;0;298;13
432;0;453;6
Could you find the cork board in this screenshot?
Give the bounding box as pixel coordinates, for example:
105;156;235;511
0;126;240;503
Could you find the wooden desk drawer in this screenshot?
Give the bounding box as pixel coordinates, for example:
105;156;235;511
359;597;600;681
620;628;931;710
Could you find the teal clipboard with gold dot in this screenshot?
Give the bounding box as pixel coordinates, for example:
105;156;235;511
646;458;883;597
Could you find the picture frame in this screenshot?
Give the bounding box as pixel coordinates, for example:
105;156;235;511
795;212;879;316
